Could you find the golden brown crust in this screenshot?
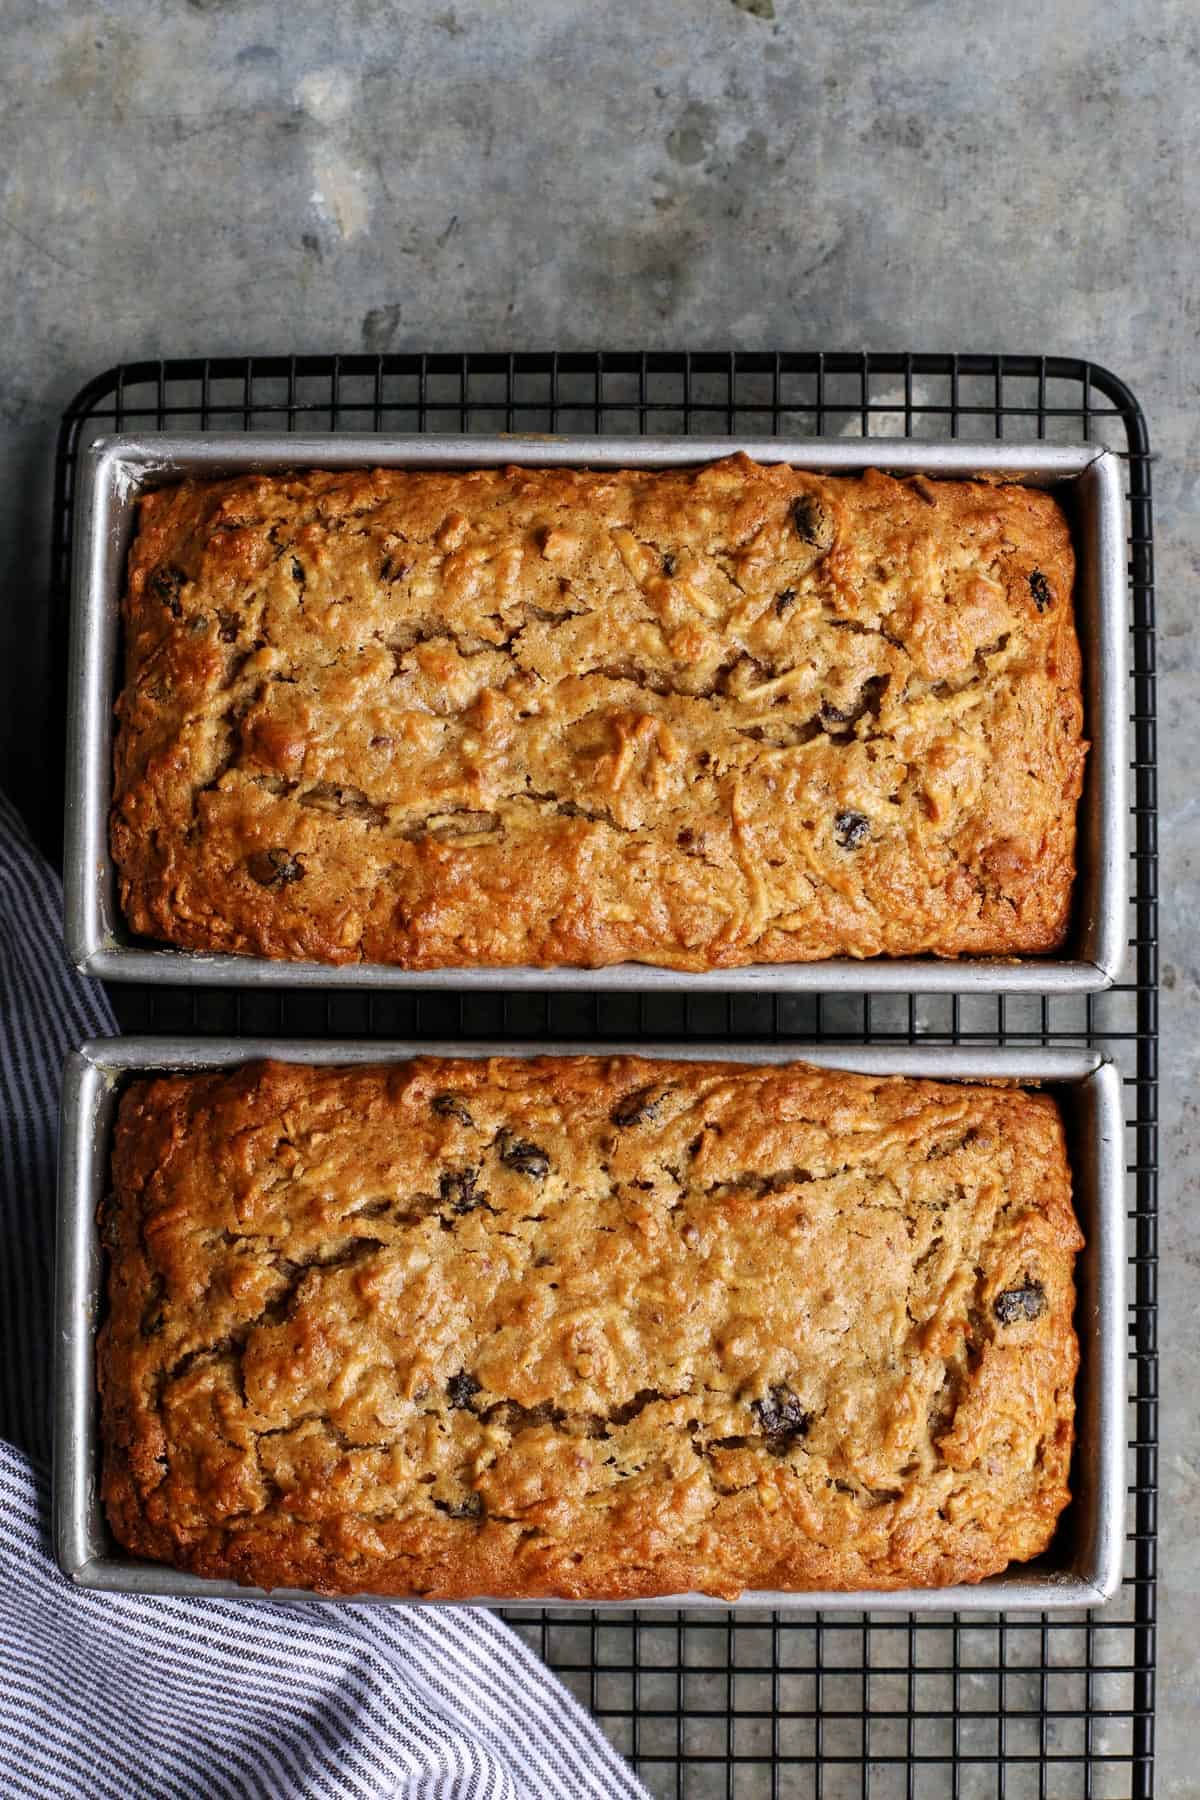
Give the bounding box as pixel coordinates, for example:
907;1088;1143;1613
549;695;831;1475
99;1057;1082;1599
111;457;1085;969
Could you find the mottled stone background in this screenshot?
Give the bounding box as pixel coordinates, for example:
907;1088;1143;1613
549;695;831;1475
2;0;1195;1789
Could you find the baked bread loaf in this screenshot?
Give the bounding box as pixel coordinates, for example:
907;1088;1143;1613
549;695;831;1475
99;1057;1082;1599
111;456;1085;968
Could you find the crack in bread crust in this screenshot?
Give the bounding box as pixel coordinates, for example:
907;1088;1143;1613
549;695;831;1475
99;1057;1082;1600
110;456;1085;968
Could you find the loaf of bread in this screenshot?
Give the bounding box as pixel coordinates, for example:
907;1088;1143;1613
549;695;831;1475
99;1057;1081;1599
111;456;1084;968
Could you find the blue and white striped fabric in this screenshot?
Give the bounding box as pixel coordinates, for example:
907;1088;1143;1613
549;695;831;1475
0;792;646;1800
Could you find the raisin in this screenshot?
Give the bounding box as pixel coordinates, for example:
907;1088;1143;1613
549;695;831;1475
751;1384;810;1451
439;1167;484;1214
291;557;305;586
833;811;870;849
216;608;240;643
246;848;304;887
1029;570;1052;611
993;1281;1046;1324
677;828;695;849
661;552;677;577
149;565;185;618
380;554;409;583
432;1093;475;1128
434;1492;484;1519
775;588;797;616
610;1083;672;1127
822;675;888;731
446;1371;481;1410
497;1131;550;1179
792;494;831;547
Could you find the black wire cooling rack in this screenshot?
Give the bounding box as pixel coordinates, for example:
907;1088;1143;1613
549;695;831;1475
51;352;1157;1798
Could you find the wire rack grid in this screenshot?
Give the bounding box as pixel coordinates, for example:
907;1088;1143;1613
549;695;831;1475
50;351;1157;1799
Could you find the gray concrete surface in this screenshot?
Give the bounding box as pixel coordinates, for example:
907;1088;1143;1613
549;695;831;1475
2;0;1196;1791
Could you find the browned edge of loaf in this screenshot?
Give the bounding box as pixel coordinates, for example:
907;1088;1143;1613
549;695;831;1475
98;1057;1083;1600
110;457;1086;969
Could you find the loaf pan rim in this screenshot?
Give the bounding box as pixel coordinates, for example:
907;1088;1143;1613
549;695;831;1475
63;433;1129;992
54;1036;1127;1612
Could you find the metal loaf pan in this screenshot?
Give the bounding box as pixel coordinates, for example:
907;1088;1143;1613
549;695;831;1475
64;434;1128;993
55;1038;1126;1611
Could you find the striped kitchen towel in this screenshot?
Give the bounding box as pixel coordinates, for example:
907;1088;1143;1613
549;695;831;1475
0;791;647;1800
